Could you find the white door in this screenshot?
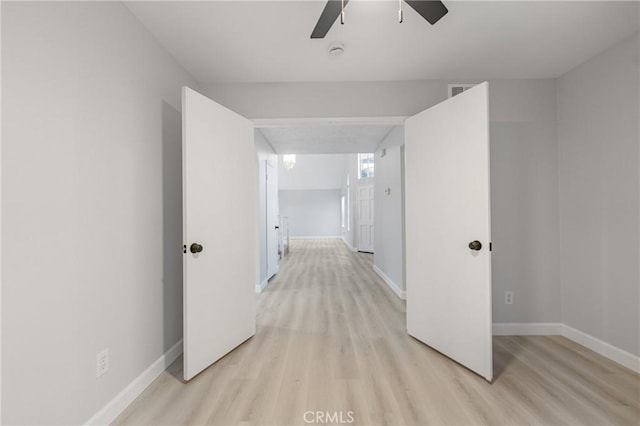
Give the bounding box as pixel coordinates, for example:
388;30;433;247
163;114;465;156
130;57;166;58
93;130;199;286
182;87;257;381
405;82;493;381
357;184;374;253
266;160;279;278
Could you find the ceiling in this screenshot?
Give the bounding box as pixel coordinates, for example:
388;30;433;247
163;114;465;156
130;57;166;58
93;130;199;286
259;124;393;154
125;1;639;83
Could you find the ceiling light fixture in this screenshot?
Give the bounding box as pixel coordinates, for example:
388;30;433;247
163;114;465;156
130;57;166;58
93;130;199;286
310;0;448;39
282;154;296;171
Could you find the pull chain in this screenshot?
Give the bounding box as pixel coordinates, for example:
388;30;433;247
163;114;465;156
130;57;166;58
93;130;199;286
399;0;404;23
341;0;345;24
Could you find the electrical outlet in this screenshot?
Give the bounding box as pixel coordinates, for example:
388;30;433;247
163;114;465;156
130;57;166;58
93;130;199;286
96;348;110;378
505;291;514;305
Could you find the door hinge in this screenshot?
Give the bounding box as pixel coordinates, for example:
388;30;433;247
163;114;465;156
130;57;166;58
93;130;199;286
489;242;492;251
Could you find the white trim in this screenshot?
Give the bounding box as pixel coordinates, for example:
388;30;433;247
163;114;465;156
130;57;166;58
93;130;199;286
561;324;640;373
253;116;407;128
289;236;342;240
491;322;640;373
85;339;183;425
373;265;406;300
341;236;357;252
0;2;3;417
492;322;562;336
255;277;268;293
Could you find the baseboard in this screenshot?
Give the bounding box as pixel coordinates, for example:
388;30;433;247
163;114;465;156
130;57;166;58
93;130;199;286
372;265;406;300
492;322;562;336
255;277;268;293
85;339;183;425
491;322;639;373
341;236;357;252
561;324;640;373
289;236;342;240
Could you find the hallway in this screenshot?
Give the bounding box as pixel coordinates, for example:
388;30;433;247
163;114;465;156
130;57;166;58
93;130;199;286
115;239;639;425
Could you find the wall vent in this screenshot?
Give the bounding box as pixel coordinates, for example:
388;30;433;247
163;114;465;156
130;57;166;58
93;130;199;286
448;84;476;98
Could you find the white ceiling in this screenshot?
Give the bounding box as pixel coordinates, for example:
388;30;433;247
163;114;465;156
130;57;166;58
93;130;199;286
260;124;393;153
125;1;639;83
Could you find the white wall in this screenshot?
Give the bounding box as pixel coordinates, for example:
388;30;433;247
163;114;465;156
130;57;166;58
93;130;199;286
255;130;277;286
489;79;561;323
279;190;342;238
202;81;447;119
278;154;347;190
374;127;405;290
557;33;640;356
2;2;197;424
279;154;346;239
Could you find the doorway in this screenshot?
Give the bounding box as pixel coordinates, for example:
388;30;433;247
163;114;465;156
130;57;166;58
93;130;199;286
182;85;492;383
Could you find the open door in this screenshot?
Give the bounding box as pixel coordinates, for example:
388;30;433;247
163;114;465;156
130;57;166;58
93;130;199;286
182;87;257;381
357;184;374;253
266;160;279;279
405;82;492;381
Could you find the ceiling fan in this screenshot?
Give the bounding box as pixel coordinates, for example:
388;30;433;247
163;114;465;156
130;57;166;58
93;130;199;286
310;0;448;39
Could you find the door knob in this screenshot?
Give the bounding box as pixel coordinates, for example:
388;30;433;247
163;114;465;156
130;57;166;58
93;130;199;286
468;240;482;251
190;243;203;254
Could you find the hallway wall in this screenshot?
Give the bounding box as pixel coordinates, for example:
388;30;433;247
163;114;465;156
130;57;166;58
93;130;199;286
279;154;347;238
2;2;197;424
374;127;405;292
278;154;347;190
279;190;343;238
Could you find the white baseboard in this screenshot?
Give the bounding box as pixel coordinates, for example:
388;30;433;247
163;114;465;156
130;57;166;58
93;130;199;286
492;322;562;336
289;236;342;240
341;236;357;252
491;322;639;373
255;277;268;293
372;265;406;300
85;339;183;425
561;324;640;373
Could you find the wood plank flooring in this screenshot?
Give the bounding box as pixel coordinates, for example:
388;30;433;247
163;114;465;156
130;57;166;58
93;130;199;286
114;239;640;425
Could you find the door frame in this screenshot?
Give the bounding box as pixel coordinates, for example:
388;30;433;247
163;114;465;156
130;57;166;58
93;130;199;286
265;158;279;279
253;116;407;128
253;116;403;256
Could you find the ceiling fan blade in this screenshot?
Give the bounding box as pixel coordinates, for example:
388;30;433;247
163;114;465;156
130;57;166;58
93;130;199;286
310;0;349;39
404;0;448;25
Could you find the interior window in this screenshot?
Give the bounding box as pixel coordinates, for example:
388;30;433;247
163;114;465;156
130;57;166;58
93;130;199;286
358;153;375;179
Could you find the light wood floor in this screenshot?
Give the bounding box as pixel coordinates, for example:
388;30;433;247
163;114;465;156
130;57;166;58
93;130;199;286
115;239;640;425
